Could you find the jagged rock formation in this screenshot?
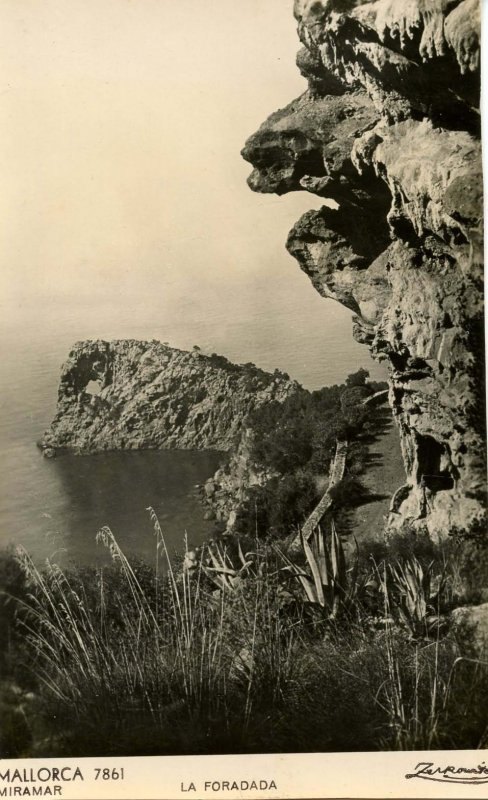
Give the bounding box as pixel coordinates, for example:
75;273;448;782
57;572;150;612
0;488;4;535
242;0;484;537
200;429;275;528
40;340;301;455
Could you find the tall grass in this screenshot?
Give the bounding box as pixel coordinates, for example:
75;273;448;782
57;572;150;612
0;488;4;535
9;515;300;755
1;514;487;756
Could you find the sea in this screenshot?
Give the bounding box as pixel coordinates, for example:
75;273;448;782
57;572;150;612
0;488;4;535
0;287;386;566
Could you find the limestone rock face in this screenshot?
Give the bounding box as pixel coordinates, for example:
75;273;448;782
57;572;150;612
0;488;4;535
40;340;301;454
242;0;484;536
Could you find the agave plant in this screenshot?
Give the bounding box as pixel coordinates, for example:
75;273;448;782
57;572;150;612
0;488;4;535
379;555;446;638
276;519;358;619
190;538;254;593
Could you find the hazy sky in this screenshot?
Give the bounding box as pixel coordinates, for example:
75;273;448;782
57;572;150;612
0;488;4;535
0;0;328;312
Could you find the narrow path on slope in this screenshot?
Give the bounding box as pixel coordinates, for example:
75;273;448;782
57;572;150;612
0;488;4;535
349;408;405;542
298;438;348;545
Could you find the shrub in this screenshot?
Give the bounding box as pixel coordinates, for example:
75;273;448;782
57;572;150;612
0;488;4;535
238;471;318;538
329;475;367;508
0;549;30;679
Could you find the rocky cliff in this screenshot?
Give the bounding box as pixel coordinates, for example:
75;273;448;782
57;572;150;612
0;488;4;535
242;0;485;537
40;340;301;455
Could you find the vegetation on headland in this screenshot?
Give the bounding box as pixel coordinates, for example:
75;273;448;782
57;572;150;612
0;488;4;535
222;369;388;538
0;512;487;757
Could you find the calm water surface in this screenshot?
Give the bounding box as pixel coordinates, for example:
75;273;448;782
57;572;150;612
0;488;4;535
0;288;386;565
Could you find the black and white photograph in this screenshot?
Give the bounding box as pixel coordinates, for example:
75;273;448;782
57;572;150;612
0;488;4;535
0;1;486;797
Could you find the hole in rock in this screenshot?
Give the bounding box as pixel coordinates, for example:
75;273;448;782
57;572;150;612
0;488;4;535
296;149;326;179
85;379;102;397
417;434;455;491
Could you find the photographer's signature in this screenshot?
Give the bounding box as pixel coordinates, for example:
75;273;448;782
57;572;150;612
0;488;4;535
406;762;488;785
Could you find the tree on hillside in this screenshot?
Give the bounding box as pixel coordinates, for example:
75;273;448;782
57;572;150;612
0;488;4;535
345;368;369;388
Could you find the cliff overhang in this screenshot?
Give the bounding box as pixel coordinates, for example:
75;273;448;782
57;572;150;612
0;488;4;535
242;0;485;537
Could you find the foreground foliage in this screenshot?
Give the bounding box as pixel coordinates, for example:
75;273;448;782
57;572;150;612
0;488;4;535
1;516;486;757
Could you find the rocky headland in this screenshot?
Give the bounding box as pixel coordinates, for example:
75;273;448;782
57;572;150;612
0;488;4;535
241;0;485;539
40;339;302;456
40;339;393;538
